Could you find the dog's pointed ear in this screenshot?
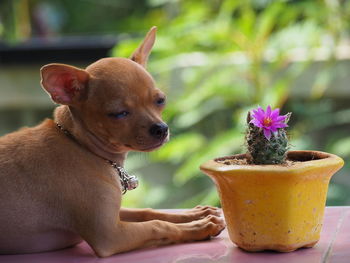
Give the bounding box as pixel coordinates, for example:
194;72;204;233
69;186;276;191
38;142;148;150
40;64;90;105
130;26;157;67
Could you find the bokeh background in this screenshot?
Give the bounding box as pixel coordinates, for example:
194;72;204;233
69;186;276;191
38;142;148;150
1;0;349;208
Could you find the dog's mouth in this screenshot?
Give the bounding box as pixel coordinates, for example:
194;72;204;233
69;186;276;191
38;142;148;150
123;132;170;152
140;141;165;151
141;139;168;152
128;136;169;152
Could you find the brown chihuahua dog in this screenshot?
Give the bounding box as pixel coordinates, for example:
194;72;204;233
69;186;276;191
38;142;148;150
0;27;225;257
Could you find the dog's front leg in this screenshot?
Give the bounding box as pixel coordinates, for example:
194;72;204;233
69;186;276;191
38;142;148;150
79;215;225;257
120;206;222;223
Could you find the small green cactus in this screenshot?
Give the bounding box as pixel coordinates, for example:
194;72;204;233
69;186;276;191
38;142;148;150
246;106;291;165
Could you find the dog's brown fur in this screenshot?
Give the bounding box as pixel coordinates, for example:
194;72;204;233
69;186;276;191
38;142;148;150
0;27;225;257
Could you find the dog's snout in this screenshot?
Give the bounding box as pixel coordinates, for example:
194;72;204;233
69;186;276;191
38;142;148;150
149;123;168;140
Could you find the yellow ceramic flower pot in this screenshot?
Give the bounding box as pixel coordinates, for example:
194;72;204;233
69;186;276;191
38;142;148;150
200;150;344;252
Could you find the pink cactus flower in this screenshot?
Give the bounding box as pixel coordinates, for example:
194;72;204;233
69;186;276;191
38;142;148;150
250;106;288;140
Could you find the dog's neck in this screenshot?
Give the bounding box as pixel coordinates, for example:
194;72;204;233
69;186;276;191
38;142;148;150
53;106;127;166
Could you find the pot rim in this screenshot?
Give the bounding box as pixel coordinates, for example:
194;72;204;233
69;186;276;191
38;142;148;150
200;150;344;174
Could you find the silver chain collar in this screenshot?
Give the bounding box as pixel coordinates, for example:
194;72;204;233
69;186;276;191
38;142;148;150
108;161;139;194
56;123;139;195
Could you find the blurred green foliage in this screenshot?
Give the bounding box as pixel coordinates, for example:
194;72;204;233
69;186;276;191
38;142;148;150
113;0;350;208
0;0;152;41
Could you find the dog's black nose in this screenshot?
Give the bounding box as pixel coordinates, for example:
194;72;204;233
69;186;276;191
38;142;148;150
149;123;168;140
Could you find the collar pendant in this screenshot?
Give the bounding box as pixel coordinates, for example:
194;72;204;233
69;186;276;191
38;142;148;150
109;162;139;195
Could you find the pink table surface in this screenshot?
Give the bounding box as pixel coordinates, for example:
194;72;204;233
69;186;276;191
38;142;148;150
1;207;349;263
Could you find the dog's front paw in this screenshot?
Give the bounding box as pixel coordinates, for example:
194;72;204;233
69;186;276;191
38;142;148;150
184;205;222;221
164;205;222;223
178;214;226;241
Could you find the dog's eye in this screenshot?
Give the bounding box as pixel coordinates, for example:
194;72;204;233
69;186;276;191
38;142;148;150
108;111;130;119
156;97;166;106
